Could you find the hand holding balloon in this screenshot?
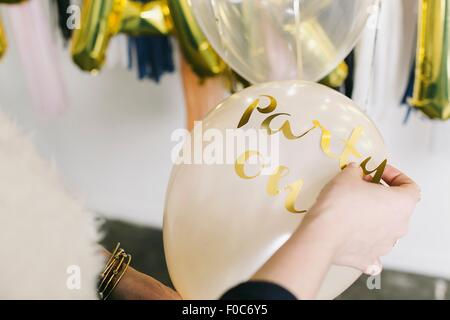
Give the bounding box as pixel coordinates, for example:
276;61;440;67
253;164;421;299
314;164;420;271
164;81;390;300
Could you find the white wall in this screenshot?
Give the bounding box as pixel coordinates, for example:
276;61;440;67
0;19;185;227
0;5;449;280
372;108;450;280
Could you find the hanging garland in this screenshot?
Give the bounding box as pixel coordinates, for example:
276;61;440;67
2;0;448;124
70;0;226;79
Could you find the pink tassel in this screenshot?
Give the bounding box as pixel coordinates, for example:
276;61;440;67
7;0;69;116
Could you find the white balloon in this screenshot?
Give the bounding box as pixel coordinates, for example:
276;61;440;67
164;81;388;299
190;0;375;83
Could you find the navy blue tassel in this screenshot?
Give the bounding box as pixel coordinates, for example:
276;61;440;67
402;61;416;124
55;0;73;42
128;35;174;82
127;0;175;82
402;61;415;104
343;50;355;98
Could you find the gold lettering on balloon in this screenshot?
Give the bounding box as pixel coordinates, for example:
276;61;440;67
311;120;333;156
262;113;317;140
266;166;290;196
360;157;388;184
235;95;388;215
234;154;307;214
258;112;365;168
238;95;278;128
313;120;364;168
338;127;364;168
284;180;307;214
234;150;265;179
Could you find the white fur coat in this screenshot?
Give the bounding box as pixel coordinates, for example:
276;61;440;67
0;111;103;299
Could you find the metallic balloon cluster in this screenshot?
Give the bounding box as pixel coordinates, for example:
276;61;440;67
409;0;450;120
0;0;350;86
71;0;226;77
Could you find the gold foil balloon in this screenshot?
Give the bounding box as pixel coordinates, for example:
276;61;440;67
320;61;349;88
164;81;388;300
409;0;450;119
72;0;225;77
0;16;6;60
120;0;173;36
190;0;375;83
71;0;172;72
71;0;116;72
167;0;226;77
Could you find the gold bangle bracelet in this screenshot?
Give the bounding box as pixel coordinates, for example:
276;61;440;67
98;243;132;300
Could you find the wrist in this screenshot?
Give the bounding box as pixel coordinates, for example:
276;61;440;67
296;205;345;263
252;210;338;299
98;244;132;300
107;267;134;300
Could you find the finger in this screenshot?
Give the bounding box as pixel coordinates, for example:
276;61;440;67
381;165;421;198
382;165;415;187
342;162;364;179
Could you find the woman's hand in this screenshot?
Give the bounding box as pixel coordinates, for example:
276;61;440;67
252;164;420;299
305;163;420;273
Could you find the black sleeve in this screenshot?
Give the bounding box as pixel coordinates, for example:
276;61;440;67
220;281;297;300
